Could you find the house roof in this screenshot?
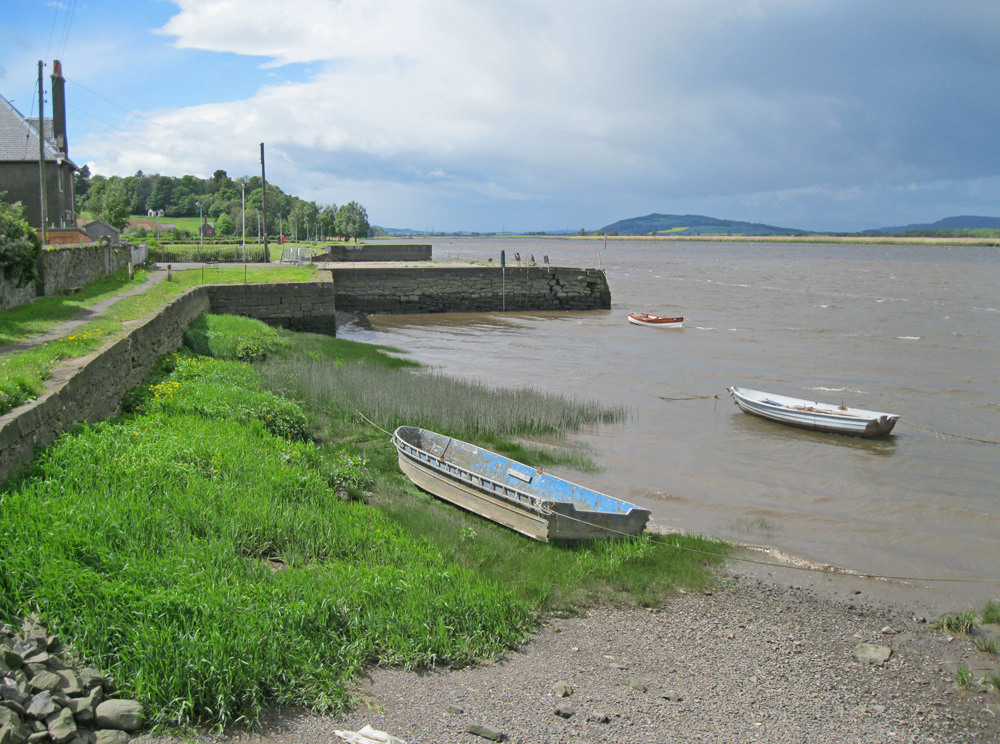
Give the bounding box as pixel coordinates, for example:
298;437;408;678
0;93;76;167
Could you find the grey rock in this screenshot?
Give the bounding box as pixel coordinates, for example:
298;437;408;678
1;684;31;709
25;691;57;720
95;732;129;744
852;643;892;666
65;689;100;724
446;705;464;715
466;723;504;741
27;671;61;694
52;670;83;697
46;706;77;743
0;708;24;731
554;705;575;718
77;671;107;693
27;732;49;744
0;720;30;744
662;690;683;702
94;700;144;733
586;712;611;724
551;680;573;698
626;677;648;693
70;732;97;744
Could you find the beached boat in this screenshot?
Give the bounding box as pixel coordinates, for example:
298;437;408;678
628;312;683;328
728;387;899;438
393;426;651;542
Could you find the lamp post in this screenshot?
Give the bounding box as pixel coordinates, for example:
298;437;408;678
241;184;246;262
197;201;203;262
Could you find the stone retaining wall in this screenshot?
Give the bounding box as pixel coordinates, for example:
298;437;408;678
326;265;611;314
0;281;336;485
0;245;131;312
316;244;432;262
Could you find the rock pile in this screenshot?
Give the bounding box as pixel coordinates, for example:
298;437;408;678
1;618;146;744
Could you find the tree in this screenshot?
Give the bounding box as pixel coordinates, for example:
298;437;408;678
334;201;370;242
0;195;42;287
215;213;235;236
99;178;131;231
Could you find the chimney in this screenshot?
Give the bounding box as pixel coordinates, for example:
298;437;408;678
50;60;67;156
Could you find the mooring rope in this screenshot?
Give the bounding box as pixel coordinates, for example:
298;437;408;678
899;418;1000;445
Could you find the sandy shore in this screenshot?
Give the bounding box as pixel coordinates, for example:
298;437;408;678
138;568;1000;744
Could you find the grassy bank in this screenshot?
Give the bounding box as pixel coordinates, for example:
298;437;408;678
0;313;731;732
0;265;315;415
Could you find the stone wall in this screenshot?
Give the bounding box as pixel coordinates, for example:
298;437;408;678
317;244;432;262
39;244;130;296
207;282;337;335
0;281;336;485
0;287;210;483
325;265;611;314
0;244;130;312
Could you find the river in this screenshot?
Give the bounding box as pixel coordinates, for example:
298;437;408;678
338;237;999;616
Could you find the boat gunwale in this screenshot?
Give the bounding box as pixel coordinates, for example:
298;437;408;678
393;428;553;517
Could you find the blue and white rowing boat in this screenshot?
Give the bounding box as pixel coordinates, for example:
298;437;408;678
393;426;651;542
729;387;899;438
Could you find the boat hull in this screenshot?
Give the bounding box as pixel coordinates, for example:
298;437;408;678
628;312;683;328
729;387;899;438
394;426;650;542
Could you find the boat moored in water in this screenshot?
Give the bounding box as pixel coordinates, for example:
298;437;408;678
393;426;651;542
628;312;683;328
728;386;899;438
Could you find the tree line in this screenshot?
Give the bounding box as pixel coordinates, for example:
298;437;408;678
77;168;369;241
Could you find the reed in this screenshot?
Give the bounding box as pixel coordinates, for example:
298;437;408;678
260;356;629;439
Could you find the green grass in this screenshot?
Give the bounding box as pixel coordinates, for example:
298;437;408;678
0;313;731;731
930;611;977;634
956;664;973;688
0;265;316;415
983;600;1000;625
0;269;146;347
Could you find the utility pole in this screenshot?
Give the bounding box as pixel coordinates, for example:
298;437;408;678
241;184;246;262
260;142;269;262
37;61;48;243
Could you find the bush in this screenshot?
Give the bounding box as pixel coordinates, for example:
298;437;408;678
0;196;42;287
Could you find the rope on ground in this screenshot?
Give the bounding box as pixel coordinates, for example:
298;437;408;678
900;418;1000;445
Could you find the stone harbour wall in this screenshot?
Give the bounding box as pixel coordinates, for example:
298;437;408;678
207;281;337;335
326;265;611;314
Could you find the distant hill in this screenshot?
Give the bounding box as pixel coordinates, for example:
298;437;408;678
598;213;807;236
864;215;1000;234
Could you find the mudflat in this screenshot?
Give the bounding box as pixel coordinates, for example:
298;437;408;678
139;572;1000;744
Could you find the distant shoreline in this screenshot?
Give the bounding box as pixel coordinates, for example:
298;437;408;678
376;234;1000;246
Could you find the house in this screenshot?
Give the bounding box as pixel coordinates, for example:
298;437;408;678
0;60;83;242
81;218;120;244
199;221;216;238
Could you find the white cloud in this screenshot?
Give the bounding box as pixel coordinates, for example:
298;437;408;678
74;0;1000;231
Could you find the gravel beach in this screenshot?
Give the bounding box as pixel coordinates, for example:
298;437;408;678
140;569;1000;744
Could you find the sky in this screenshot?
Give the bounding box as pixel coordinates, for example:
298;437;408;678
2;0;999;233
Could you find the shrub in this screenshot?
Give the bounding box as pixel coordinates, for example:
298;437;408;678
0;196;42;287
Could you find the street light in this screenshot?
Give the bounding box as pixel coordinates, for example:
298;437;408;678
241;184;246;262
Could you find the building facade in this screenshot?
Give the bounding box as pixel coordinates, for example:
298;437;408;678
0;61;78;231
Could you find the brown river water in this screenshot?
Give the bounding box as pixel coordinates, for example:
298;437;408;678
338;238;999;617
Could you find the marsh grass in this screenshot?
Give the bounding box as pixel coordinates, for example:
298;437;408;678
956;664;973;688
983;600;1000;625
930;611;977;634
259;355;629;470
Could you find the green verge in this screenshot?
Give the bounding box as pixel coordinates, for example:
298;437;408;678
0;313;732;732
0;265;316;415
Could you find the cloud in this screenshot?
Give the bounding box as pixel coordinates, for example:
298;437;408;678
75;0;1000;231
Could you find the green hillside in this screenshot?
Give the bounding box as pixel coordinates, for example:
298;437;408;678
599;213;807;236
